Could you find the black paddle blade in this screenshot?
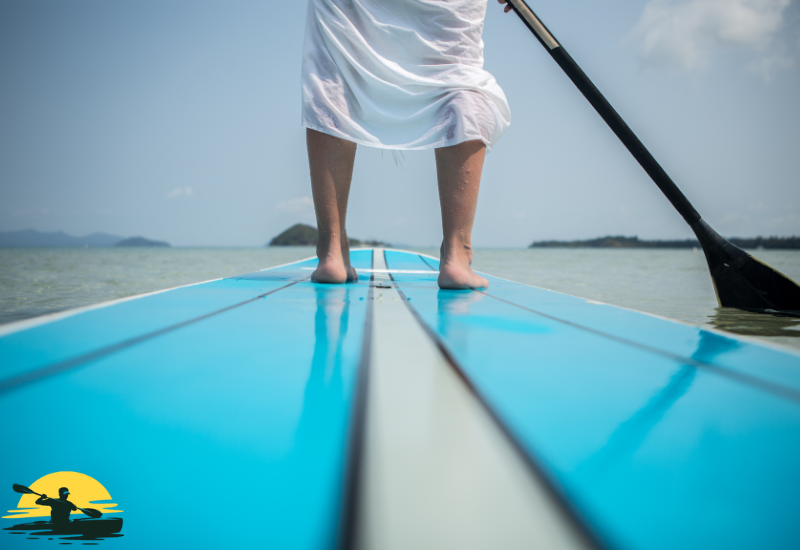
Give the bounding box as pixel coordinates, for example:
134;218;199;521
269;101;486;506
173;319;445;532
80;507;103;519
12;484;36;495
692;219;800;314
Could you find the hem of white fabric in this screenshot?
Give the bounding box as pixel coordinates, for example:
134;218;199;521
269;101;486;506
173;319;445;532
302;122;493;153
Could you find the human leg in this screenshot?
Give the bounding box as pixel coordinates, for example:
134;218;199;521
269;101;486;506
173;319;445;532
307;128;358;283
435;140;490;289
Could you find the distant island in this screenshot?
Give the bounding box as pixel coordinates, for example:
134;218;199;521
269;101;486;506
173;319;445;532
530;235;800;249
0;229;170;248
269;224;318;246
115;236;170;248
268;224;390;248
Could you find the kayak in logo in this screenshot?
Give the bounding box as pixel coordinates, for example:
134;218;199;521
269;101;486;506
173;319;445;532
3;471;123;542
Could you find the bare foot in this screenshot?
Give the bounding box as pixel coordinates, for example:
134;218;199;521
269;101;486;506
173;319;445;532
438;262;489;289
312;257;349;284
437;242;488;289
311;257;359;284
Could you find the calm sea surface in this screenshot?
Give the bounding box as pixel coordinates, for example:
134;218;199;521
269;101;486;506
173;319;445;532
1;247;799;351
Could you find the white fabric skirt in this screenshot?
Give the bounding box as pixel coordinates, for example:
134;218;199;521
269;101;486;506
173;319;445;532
301;0;511;151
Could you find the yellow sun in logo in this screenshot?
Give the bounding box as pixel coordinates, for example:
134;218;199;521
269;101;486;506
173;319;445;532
4;471;122;519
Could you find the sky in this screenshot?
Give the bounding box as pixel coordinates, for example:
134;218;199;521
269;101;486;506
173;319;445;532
1;0;798;247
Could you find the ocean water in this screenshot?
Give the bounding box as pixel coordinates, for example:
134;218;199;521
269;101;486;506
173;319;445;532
1;247;799;351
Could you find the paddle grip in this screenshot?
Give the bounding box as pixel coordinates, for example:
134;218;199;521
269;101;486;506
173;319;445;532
506;0;702;226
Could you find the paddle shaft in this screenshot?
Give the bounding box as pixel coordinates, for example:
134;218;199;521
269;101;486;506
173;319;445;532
505;0;701;226
12;484;101;518
503;0;800;313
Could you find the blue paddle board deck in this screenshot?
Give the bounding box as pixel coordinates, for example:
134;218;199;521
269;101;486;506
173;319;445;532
0;249;798;549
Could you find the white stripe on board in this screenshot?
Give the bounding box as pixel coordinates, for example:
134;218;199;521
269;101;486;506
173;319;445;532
300;267;437;274
356;252;589;550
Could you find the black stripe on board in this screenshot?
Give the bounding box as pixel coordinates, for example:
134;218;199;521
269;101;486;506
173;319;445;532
417;254;438;272
383;250;607;550
338;250;375;550
480;291;800;404
408;247;798;403
0;279;305;396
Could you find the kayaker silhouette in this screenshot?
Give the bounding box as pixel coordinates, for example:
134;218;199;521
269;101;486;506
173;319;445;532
35;487;78;524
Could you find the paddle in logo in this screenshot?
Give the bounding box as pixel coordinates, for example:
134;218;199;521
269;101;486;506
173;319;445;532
3;471;123;544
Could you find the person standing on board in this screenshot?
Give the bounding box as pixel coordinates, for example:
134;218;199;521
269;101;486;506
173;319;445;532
303;0;511;289
35;487;78;524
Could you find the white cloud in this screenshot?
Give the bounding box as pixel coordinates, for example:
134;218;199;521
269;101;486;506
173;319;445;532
632;0;790;70
12;207;50;217
276;196;314;214
716;211;751;226
747;201;770;212
768;212;799;227
166;186;194;198
748;53;793;79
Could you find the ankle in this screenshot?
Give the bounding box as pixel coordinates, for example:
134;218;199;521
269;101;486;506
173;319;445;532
339;231;352;262
316;235;342;259
441;240;473;266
